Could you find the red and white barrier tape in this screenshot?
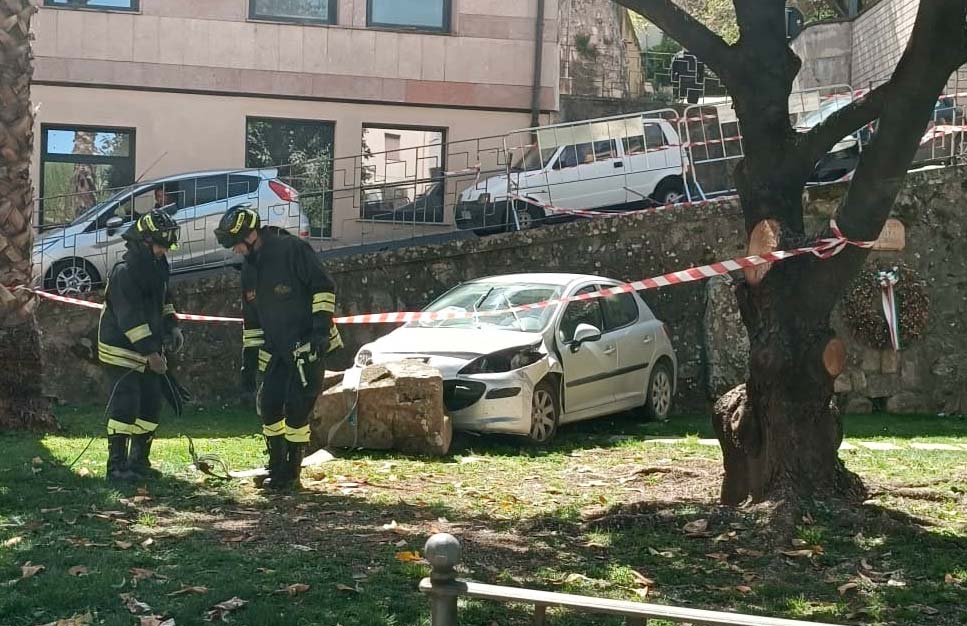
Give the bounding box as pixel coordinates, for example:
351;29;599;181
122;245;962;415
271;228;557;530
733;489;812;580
21;221;873;326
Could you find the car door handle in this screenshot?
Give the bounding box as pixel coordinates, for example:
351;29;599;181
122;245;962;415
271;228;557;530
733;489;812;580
613;161;624;168
603;345;616;355
643;336;654;344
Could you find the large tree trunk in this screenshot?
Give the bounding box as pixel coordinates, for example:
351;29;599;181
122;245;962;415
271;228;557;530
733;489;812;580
0;1;56;431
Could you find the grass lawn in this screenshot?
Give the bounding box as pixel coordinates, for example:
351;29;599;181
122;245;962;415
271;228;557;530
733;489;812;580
1;408;966;626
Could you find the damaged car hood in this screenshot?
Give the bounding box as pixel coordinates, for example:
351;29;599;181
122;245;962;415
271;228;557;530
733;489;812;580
369;327;544;361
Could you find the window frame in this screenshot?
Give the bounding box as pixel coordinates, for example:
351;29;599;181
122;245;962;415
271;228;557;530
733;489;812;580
42;0;139;12
366;0;451;33
39;123;137;228
248;0;336;25
360;123;448;223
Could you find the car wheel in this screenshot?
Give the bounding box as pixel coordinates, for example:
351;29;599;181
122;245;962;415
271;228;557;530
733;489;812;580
651;179;685;206
46;259;101;296
513;203;543;231
528;378;560;444
644;360;673;421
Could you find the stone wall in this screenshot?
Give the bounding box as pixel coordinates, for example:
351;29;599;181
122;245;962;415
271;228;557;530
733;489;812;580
39;166;967;417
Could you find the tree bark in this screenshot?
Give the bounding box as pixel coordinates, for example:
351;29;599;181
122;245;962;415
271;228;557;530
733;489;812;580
618;0;967;504
0;1;56;431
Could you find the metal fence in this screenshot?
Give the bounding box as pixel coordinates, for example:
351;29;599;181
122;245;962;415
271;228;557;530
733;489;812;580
30;82;965;296
420;533;843;626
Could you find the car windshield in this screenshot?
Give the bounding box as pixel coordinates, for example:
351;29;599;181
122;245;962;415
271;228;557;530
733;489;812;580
796;97;853;129
410;281;564;331
510;146;558;172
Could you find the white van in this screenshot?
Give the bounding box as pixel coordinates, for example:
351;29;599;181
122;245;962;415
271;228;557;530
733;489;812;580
456;113;687;232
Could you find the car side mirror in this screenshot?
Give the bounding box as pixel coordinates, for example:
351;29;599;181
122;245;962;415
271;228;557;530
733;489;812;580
570;323;602;352
105;216;124;235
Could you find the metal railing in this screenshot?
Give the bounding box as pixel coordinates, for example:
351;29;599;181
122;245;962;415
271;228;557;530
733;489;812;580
420;533;843;626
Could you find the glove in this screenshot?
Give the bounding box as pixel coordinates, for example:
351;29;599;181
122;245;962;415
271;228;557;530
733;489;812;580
310;332;329;360
147;352;168;375
240;366;256;393
164;327;185;354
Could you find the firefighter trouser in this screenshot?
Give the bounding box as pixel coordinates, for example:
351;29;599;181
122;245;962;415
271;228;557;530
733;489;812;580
257;356;323;444
105;366;163;436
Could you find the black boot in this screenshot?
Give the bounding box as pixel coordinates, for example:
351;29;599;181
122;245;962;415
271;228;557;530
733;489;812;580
286;441;305;490
128;434;162;480
258;436;289;490
106;436;136;482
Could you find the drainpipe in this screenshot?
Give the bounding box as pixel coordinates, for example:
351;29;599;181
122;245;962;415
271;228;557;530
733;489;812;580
530;0;546;127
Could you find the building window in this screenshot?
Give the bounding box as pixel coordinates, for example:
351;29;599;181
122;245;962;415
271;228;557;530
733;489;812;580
43;0;139;11
39;125;136;227
367;0;450;32
361;125;445;223
246;117;335;237
249;0;335;24
384;134;402;162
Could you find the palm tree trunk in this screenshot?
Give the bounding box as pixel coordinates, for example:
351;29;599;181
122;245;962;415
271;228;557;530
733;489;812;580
0;1;57;431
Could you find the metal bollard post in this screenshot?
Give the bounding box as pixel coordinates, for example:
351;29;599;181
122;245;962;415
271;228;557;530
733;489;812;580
424;533;462;626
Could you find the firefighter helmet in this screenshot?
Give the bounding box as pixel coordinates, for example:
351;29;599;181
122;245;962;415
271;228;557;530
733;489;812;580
215;204;261;249
123;209;180;250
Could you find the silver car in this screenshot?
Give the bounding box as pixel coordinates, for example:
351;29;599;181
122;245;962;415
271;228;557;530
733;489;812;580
32;169;309;295
351;273;678;444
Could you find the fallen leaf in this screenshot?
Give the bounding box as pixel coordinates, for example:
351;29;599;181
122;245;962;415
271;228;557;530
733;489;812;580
860;558;874;571
381;520;399;531
68;565;89;577
37;612;93;626
735;585;753;594
274;583;310;596
289;544;314;552
77;468;92;478
781;549;816;558
597;495;608;505
32;456;44;466
131;568;158;581
919;605;940;616
3;536;23;548
705;553;730;562
203;597;248;622
791;538;808;547
167;585;209;597
115;541;133;550
394;539;408;547
629;570;654;587
335;583;359;593
839;581;861;595
887;578;906;587
140;538;154;549
945;573;960;585
633;586;649;598
21;562;45;579
139;616;175;626
395;551;422;563
40;507;63;514
120;592;152;614
735;548;764;558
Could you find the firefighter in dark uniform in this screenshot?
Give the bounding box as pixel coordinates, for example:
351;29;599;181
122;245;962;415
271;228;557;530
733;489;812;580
98;208;184;482
214;205;342;490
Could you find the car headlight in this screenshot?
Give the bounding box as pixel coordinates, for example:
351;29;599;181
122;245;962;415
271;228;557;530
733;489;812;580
354;348;373;367
458;345;543;376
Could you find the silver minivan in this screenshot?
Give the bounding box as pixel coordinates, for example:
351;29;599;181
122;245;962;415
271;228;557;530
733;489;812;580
33;169;309;295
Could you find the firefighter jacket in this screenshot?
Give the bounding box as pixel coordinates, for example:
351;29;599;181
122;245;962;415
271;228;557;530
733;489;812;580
98;241;178;372
240;227;343;373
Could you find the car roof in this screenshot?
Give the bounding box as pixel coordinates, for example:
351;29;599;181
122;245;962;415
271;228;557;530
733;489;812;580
139;168;278;186
469;273;618;287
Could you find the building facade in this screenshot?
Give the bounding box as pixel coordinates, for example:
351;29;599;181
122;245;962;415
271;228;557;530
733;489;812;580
30;0;561;245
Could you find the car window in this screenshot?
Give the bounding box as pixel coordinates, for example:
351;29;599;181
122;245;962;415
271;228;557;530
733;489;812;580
644;123;668;148
559;286;604;343
623;135;646;156
600;290;639;330
97;187;155;229
576;142;595;165
593;139;616;161
555;145;579;170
